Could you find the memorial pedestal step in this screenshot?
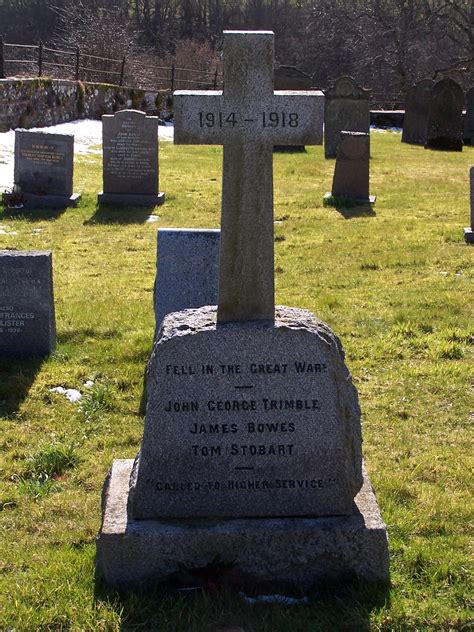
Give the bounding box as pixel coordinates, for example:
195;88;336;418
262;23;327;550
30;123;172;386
96;459;390;591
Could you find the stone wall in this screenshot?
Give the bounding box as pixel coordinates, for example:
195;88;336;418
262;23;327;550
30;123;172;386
0;78;166;132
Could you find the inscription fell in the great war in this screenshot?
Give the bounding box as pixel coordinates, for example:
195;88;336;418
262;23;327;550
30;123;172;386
129;306;363;519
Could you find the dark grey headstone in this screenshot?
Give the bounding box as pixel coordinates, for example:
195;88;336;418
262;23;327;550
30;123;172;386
0;250;56;358
329;131;373;203
426;78;464;151
402;79;434;145
154;229;220;336
98;110;164;207
463;87;474;146
14;131;80;209
324;76;371;158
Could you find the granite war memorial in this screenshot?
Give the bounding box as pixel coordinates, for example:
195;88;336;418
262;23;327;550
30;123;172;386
96;30;389;591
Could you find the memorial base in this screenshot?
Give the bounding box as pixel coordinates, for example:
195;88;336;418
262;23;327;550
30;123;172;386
324;192;376;206
22;193;81;209
96;460;389;591
97;192;165;207
464;228;474;243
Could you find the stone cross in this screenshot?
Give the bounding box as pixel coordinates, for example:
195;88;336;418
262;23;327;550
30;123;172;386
174;31;323;324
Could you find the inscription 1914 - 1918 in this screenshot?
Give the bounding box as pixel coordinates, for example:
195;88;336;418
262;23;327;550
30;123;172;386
199;111;299;128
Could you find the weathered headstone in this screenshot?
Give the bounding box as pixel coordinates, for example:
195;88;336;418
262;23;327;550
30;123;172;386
14;131;80;209
464;166;474;243
274;66;313;91
324;131;375;205
154;228;220;336
98;110;165;207
274;66;313;152
324;76;371;158
426;78;464;151
402;79;434;145
0;250;56;358
97;31;389;591
463;87;474;146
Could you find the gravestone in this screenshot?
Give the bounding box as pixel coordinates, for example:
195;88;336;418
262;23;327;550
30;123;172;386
426;78;464;151
463;87;474;146
98;110;165;207
274;67;313;152
14;131;80;209
324;131;375;205
464;167;474;243
274;66;313;91
97;31;389;591
0;250;56;358
402;79;434;145
324;76;371;158
154;228;220;336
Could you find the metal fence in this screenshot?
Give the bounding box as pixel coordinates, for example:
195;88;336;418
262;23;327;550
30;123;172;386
0;38;221;91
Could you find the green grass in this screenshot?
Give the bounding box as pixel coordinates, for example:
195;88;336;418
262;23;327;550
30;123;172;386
0;131;473;630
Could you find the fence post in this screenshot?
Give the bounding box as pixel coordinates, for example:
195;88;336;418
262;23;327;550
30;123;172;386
0;37;5;79
38;40;43;77
75;47;80;80
171;63;175;92
213;67;218;89
119;55;126;86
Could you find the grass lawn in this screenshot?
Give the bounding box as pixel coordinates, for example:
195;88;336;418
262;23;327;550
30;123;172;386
0;131;472;631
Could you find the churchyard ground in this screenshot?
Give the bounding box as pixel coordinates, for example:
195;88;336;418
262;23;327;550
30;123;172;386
0;131;472;630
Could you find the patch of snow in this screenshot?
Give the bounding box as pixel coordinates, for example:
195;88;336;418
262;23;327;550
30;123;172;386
145;214;160;223
371;125;402;133
0;119;174;189
84;380;95;388
50;386;82;402
0;229;17;235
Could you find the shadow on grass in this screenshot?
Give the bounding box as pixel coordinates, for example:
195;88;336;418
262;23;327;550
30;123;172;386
0;356;44;415
0;206;67;222
333;203;376;219
85;205;154;225
94;569;390;631
57;328;121;344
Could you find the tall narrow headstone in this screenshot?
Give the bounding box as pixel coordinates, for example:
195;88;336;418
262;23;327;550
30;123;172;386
97;31;389;591
324;131;375;205
464;167;474;243
14;131;80;209
402;79;434;145
463;87;474;146
426;78;464;151
154;228;220;336
0;250;56;358
324;76;371;158
98;110;165;207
